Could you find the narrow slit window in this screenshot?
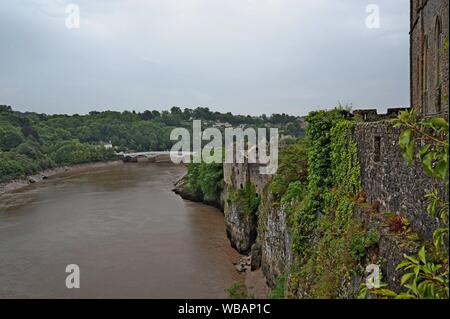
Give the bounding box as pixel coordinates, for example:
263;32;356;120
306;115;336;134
435;16;442;113
374;137;381;162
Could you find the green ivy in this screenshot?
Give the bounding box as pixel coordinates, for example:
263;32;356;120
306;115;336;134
278;108;366;298
269;275;287;299
184;162;224;203
288;109;362;253
270;138;308;200
226;281;248;299
228;183;261;217
349;229;380;263
304;109;348;215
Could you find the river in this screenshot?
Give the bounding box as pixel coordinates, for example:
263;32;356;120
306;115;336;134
0;162;243;298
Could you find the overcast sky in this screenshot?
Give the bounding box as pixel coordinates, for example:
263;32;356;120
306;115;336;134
0;0;409;116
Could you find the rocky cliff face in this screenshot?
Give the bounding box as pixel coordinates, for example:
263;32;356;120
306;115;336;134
174;162;271;254
258;195;292;287
222;162;293;288
223;162;272;254
223;191;258;254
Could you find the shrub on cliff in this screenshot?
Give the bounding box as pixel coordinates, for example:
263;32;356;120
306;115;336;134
270;138;308;201
183;162;224;204
228;183;261;217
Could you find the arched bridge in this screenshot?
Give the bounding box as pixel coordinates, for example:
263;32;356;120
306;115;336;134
117;151;193;163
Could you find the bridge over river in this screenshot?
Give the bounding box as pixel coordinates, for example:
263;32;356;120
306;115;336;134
117;151;193;163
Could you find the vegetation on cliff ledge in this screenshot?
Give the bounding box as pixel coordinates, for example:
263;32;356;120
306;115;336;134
228;183;261;217
261;108;380;298
182;162;224;204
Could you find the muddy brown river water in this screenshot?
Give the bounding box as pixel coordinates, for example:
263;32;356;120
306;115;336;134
0;162;243;298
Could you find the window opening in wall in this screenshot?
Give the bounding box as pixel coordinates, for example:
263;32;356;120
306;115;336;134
374;136;381;162
435;16;442;113
436;87;442;114
423;34;429;114
417;56;421;112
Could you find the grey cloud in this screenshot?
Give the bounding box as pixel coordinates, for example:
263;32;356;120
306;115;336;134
0;0;410;115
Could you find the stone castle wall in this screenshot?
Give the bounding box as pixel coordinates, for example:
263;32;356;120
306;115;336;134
224;162;273;194
353;114;440;241
241;109;443;290
410;0;449;116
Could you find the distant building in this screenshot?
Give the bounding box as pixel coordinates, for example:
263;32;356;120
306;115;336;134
102;141;113;149
410;0;449;116
212;122;232;128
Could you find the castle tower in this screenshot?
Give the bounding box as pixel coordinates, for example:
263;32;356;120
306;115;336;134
410;0;449;116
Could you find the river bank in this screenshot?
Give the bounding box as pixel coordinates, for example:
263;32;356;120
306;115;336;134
0;160;122;195
0;161;269;298
0;162;244;298
173;175;270;298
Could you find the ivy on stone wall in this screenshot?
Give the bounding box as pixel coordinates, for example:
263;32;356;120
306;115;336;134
304;109;347;215
324;119;362;225
285;109;363;255
270;108;378;298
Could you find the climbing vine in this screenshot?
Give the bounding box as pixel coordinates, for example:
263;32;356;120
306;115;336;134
304;109;348;215
287;109;364;254
293;111;369;298
264;108;376;298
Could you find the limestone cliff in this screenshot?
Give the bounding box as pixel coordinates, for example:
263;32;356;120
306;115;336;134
223;162;271;254
173;162;270;254
257;193;292;288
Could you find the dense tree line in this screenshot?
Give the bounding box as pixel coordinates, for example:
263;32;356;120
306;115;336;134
0;105;304;183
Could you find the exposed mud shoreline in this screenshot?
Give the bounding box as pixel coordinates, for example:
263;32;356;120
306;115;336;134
173;174;270;298
0;160;122;195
